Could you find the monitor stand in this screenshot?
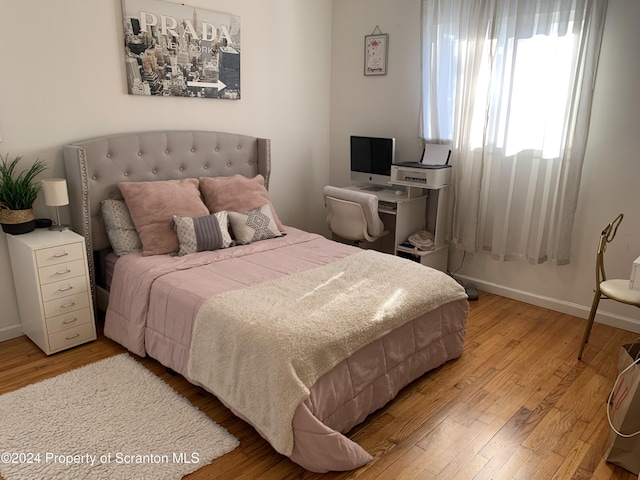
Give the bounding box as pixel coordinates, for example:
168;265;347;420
360;185;385;192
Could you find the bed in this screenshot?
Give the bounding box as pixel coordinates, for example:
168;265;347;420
63;130;469;473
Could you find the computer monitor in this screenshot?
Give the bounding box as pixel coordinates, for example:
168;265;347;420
350;135;395;188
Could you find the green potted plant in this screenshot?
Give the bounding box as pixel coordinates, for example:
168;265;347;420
0;154;47;234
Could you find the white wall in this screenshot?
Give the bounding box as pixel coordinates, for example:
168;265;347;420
330;0;640;333
0;0;333;340
330;0;423;184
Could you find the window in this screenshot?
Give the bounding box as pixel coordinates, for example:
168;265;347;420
422;0;607;264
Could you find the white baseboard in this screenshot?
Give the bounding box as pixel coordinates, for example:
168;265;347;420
457;274;640;334
0;324;24;343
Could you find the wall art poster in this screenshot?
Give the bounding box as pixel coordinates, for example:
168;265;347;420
364;34;388;76
121;0;240;99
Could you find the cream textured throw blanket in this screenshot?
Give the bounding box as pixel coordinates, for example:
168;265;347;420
188;250;467;456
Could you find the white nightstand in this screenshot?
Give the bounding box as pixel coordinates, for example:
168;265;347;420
6;229;96;354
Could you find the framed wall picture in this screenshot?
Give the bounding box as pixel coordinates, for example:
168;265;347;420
121;0;241;99
364;33;388;76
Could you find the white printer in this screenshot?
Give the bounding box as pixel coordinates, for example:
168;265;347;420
390;143;451;189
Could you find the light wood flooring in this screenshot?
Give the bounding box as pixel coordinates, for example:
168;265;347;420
1;291;638;479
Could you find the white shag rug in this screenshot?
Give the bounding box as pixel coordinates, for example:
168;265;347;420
0;353;239;480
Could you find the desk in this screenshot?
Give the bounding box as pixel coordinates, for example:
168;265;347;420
341;185;449;271
344;185;426;251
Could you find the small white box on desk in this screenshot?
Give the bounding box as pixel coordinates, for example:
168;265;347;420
630;256;640;291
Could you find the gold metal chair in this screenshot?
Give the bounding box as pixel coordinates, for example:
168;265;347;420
578;213;640;360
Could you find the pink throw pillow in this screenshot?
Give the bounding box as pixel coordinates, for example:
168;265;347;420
199;174;283;231
119;178;209;256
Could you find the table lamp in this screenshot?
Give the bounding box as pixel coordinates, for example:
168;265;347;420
41;178;70;231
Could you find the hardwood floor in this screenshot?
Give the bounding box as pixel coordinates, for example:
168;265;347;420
1;292;638;479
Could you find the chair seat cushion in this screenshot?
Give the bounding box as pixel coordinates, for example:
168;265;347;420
600;279;640;306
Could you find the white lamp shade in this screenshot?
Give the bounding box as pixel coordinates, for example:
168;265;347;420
41;178;69;207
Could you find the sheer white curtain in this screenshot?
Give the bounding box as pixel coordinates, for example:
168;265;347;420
421;0;608;264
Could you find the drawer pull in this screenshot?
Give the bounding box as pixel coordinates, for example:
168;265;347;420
65;333;80;341
60;301;76;309
53;251;69;258
62;317;78;325
57;285;73;292
55;267;71;275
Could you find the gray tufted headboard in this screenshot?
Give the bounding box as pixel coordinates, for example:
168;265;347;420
63;130;271;309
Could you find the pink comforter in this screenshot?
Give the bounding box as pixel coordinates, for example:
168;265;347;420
105;228;468;472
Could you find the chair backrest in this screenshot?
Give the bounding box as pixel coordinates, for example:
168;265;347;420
595;213;623;284
323;186;385;242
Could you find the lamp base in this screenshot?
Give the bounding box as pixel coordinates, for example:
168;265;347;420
48;224;70;231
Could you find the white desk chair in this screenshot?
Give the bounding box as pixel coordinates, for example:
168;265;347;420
323;186;388;245
578;213;640;360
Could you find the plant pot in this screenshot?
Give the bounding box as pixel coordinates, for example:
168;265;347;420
0;207;36;235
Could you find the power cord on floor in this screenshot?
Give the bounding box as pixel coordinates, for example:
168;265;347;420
447;250;466;282
446;251;479;300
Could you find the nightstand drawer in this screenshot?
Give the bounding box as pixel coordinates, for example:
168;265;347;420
46;308;92;335
40;276;88;303
48;322;95;353
35;242;84;267
38;259;86;285
43;291;90;318
8;230;96;355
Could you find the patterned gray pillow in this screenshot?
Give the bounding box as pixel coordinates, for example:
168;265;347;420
227;204;283;245
101;199;142;256
173;211;233;256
